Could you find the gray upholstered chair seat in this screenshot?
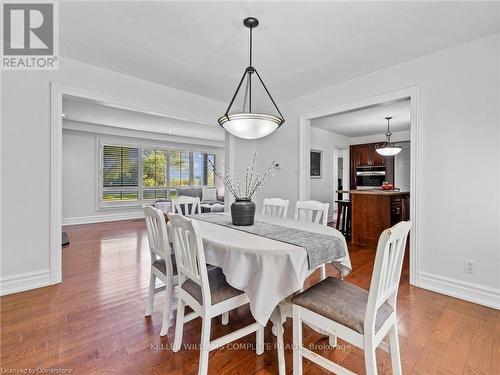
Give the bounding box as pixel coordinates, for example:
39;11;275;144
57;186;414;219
181;267;243;305
292;277;393;334
152;254;178;275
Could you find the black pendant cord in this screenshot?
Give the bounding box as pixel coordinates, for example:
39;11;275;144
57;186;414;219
249;26;253;113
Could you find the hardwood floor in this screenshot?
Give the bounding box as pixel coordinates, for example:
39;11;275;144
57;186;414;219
1;219;498;374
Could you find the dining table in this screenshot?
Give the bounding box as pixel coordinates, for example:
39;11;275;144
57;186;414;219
175;212;352;374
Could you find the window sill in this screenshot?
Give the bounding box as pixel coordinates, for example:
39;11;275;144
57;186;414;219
97;201;154;211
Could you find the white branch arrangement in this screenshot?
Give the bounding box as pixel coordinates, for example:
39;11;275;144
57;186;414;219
208;153;276;200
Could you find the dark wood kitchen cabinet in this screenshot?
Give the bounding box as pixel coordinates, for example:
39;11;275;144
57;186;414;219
349;191;410;247
355;144;371;166
349;142;394;189
370;142;386;166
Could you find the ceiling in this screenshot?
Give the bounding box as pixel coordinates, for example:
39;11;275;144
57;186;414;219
311;99;411;137
60;2;500;103
62;96;225;142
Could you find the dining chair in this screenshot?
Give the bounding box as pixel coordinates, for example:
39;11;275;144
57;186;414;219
168;213;264;375
172;195;201;216
294;200;329;226
291;221;412;375
294;200;330;280
143;206;178;337
262;197;290;218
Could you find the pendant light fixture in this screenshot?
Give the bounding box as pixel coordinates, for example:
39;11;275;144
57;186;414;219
218;17;285;139
376;117;402;156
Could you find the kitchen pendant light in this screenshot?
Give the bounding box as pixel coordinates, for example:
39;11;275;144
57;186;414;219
376;117;402;156
218;17;285;139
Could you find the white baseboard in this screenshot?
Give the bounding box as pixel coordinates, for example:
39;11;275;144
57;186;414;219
0;269;51;296
62;211;144;226
418;271;500;310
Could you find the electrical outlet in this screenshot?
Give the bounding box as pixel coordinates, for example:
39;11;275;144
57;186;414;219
464;259;475;274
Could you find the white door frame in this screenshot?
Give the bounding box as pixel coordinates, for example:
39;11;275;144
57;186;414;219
298;86;421;286
50;83;229;284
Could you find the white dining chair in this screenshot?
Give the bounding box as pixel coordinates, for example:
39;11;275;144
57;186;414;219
291;221;412;375
262;197;290;218
143;206;178;337
169;213;264;375
172;195;201;216
294;200;329;226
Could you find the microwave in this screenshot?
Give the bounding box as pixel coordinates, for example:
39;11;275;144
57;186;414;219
356;166;386;189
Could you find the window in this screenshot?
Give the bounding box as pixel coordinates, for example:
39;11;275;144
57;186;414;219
169;151;191;187
207;154;215;186
102;145;139;201
143;149;166;187
142;148;167;200
99;142;217;206
193;152;216;186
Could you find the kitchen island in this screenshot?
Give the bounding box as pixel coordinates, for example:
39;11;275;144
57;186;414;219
339;190;410;247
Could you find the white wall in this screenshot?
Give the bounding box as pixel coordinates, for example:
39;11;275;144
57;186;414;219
1;56;230;294
246;33;500;307
309;127;350;220
62;126;224;224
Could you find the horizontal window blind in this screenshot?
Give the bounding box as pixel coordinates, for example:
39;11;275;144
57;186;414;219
103;145;139;187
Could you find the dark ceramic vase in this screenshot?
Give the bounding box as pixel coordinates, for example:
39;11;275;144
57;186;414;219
231;198;255;226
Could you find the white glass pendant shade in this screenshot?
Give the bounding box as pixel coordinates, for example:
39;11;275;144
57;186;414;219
218;113;282;139
376;144;402;156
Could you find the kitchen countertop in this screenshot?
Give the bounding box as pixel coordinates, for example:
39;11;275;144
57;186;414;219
337;189;410;196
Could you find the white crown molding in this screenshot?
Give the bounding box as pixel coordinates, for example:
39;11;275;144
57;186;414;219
62;212;144;226
0;269;51;296
418;271;500;310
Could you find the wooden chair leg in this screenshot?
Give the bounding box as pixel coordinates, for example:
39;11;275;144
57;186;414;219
172;298;185;352
276;324;286;375
346;205;351;239
145;273;155;316
256;324;264;355
221;312;229;325
329;334;337;347
160;283;173;336
293;305;303;375
364;341;378;375
335;205;342;230
198;316;211;375
389;325;402;375
343;205;348;234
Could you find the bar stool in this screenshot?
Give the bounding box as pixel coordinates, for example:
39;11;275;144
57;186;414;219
401;195;410;221
335;200;351;240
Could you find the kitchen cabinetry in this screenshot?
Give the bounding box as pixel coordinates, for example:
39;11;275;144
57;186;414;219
349;142;394;189
347;190;410;247
370;142;386;166
355;144;371;166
